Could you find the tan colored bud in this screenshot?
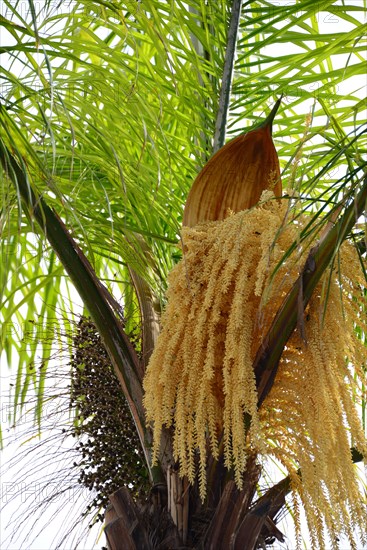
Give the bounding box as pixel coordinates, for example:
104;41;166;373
183;98;282;227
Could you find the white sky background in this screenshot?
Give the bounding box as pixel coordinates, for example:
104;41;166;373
0;1;366;549
0;282;104;549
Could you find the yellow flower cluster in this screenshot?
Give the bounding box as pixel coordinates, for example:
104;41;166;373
143;192;367;546
262;239;367;548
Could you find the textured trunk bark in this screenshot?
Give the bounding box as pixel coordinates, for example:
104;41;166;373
104;454;285;550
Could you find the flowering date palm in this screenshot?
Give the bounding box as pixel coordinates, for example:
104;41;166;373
0;1;366;548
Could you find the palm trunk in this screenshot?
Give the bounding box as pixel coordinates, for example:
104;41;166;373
104;456;284;549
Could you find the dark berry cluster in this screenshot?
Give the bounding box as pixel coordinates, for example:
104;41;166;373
69;317;150;518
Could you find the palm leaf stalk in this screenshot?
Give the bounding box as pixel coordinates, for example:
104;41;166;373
213;0;243;152
239;446;365;549
0;140;165;485
255;172;367;405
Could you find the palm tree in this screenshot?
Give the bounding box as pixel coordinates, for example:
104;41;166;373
0;1;366;548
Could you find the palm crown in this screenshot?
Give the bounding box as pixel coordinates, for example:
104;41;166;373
0;1;366;548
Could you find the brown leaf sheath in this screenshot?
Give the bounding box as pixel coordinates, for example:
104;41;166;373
183;99;282;227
